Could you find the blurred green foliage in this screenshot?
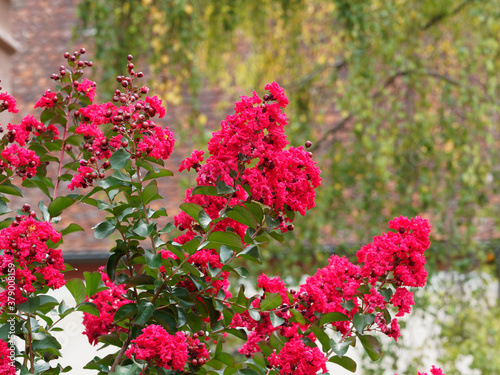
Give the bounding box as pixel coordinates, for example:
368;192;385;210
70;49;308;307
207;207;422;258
76;0;500;372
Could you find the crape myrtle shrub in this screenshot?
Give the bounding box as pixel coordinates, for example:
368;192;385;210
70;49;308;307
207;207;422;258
0;49;443;375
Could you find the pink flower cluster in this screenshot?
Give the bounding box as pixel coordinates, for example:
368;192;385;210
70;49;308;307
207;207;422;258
82;269;132;345
0;92;19;113
0;144;40;180
75;79;96;102
34;90;58;109
176;83;321;235
418;366;444;375
268;337;327;375
125;325;188;370
397;366;444;375
231;216;431;359
68;91;175;190
0;339;16;375
0;215;64;308
6;115;59;146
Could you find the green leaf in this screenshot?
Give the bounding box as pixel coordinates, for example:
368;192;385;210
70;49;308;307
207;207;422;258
237;245;261;264
40;108;56;123
319;312;351;326
269;311;285;327
243;202;264;223
329;337;355;358
65;134;83;146
179;202;204;221
114;303;137;323
0;200;11;215
109;148;130;169
125;274;156;287
32;335;62;351
60;223;84;236
226;328;247;341
135;300;155;325
341;300;356;311
289;309;306;325
153;310;177;332
191;185;218;196
268;231;284;243
143;180;162;204
220;245;234;263
132;219;154;238
216;180;236;195
214;352;235;366
144;250;162;269
22;176;52;198
379;288;394;302
110;364;141;375
159;222;175;234
93;219;117;239
248;309;261;321
17;296;41;313
84;271;102;298
77;302;100;316
309;325;331;351
226;205;258;228
36;295;59;314
199;209;212;230
48;196;76;217
329;355;357;372
265;214;280;230
260;293;282;311
143;169;174;181
358;334;383;361
0;183;23;197
66;279;86;304
183;238;201;255
98;333;122;347
352;313;375;333
207;231;243;250
240;369;261;375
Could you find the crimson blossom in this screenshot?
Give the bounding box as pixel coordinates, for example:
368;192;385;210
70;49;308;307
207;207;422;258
230;216;431;358
125;325;188;370
0;339;16;375
82;269;132;345
0;92;18;113
268;337;328;375
0;213;64;308
176;82;321;238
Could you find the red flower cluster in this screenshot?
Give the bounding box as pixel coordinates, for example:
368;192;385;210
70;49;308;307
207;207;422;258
6;115;59;146
178;150;204;172
397;366;444;375
125;325;188;370
231;216;431;357
418;366;444;375
0;339;16;375
186;334;209;366
82;269;132;345
0;144;40;180
34;90;58;109
0;215;64;307
177;83;321;235
268;337;327;375
0;93;19;114
68;91;175;190
75;78;97;102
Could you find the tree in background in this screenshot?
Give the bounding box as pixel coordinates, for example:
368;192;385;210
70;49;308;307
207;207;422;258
77;1;500;373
